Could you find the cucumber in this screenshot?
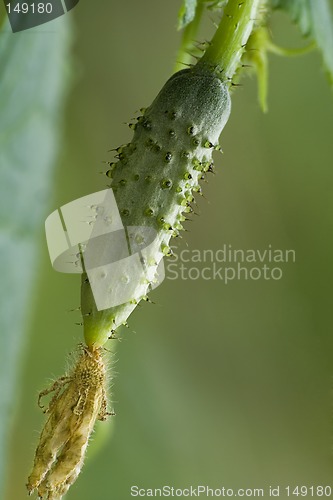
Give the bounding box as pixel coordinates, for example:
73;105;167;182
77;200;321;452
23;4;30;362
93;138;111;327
81;66;231;348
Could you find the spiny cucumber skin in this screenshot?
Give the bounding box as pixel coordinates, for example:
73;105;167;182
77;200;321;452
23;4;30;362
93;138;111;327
82;67;231;348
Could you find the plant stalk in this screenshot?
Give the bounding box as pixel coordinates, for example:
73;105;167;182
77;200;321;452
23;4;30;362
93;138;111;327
174;1;205;73
197;0;261;80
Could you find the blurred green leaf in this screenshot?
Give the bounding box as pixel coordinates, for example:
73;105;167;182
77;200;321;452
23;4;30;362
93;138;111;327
271;0;313;35
178;0;198;29
0;17;72;495
271;0;333;84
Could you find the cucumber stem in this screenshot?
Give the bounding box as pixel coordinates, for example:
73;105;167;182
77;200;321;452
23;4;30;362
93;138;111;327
197;0;261;80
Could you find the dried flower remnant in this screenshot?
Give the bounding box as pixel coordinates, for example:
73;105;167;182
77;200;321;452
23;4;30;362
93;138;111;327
27;346;112;500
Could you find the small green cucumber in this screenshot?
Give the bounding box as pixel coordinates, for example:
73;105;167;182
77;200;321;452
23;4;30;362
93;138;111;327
81;66;231;348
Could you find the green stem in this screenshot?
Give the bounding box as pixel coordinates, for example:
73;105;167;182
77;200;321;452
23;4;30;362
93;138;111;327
197;0;261;80
174;1;205;73
267;40;317;57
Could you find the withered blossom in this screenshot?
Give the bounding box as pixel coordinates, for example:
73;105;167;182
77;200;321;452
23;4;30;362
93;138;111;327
27;346;112;500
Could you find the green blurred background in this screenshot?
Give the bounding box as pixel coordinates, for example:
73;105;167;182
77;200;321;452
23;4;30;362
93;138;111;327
2;1;333;499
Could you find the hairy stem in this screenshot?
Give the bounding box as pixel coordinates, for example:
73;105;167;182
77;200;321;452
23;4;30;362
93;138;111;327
174;1;205;73
197;0;261;80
